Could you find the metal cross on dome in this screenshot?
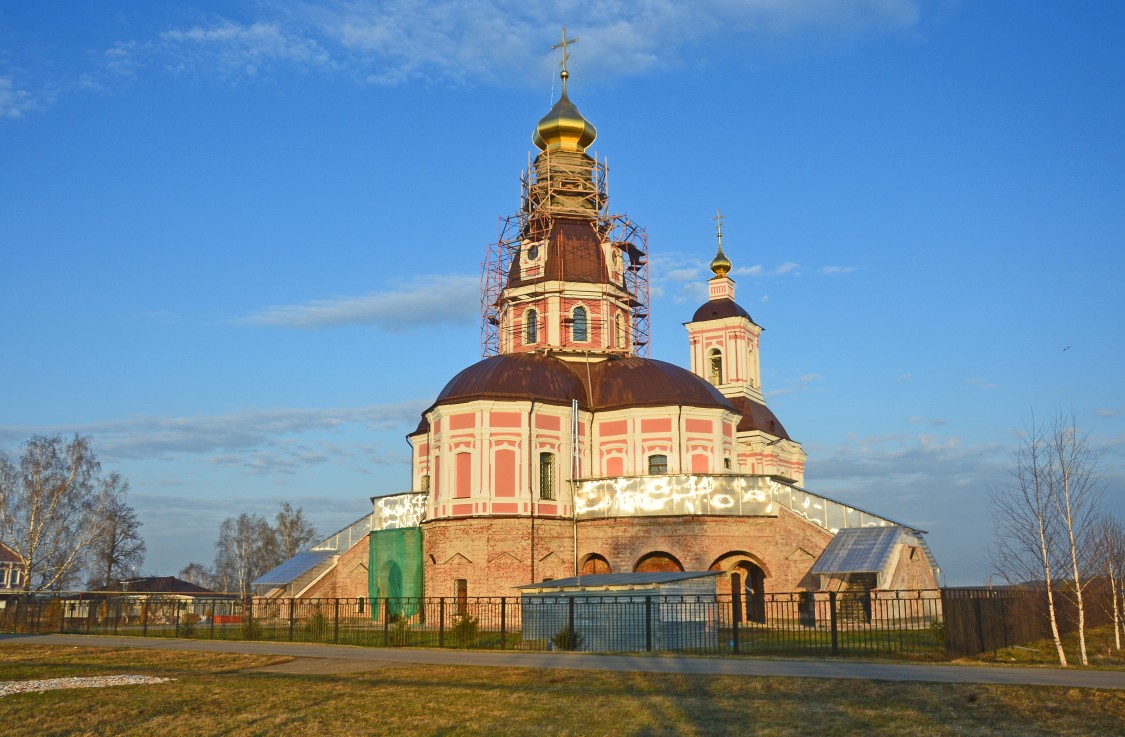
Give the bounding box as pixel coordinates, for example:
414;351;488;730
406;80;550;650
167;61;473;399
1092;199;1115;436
712;209;726;249
551;26;578;72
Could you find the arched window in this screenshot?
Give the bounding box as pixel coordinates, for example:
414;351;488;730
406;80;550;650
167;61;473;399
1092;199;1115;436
572;306;588;342
525;309;538;344
647;454;668;475
709;349;723;385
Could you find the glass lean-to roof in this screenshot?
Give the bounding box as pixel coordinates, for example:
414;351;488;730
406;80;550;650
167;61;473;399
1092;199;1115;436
252;550;335;587
810;526;907;575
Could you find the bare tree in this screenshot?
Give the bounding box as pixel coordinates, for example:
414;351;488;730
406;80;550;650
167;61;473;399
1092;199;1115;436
85;473;146;590
989;417;1068;666
1093;515;1124;651
178;561;216;590
1047;412;1103;666
274;502;318;561
213;513;276;596
0;435;108;593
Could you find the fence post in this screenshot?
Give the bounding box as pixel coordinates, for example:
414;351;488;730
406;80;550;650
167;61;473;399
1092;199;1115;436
731;595;740;654
287;598;295;642
567;597;576;650
245;596;253;640
645;596;653;652
141;597;149;637
59;601;66;634
829;591;839;656
439;598;446;648
209;599;215;640
174;600;181;638
500;597;507;650
334;598;340;644
383;599;391;647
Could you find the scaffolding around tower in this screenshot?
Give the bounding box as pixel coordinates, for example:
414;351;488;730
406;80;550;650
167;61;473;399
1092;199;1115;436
482;152;650;358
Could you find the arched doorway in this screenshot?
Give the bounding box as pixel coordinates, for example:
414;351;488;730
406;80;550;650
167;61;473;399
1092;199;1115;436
634;551;685;573
710;553;768;624
580;553;612;575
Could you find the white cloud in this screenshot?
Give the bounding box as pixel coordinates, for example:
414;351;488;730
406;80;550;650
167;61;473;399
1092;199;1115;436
774;261;801;276
821;265;859;275
239;274;478;331
1096;407;1125;418
0;403;421;465
158;20;332;79
0;76;36;118
767;372;822;397
967;377;996;390
82;1;924;89
731;265;764;277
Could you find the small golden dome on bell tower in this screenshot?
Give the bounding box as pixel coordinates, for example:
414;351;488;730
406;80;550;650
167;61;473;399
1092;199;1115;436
710;209;732;278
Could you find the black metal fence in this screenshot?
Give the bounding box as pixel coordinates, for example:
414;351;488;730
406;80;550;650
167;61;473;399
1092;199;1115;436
0;588;949;660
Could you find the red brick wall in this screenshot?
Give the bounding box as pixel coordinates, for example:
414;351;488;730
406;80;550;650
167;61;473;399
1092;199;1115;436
423;517;574;599
576;509;835;592
300;539;371;600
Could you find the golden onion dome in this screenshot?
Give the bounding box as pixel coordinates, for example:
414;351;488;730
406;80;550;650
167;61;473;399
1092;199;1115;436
532;70;597;153
710;245;732;278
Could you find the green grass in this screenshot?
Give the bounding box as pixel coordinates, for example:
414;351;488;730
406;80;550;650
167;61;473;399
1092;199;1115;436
2;645;1125;736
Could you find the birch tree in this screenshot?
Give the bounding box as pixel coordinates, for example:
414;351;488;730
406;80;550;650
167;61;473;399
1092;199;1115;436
213;513;275;596
989;417;1068;666
1047;413;1102;666
0;435;108;593
1094;515;1125;651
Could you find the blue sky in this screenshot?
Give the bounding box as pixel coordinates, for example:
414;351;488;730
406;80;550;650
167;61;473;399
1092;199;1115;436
2;1;1122;586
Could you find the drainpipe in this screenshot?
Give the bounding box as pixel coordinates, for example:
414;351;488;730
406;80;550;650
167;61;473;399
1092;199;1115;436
528;400;536;585
572;398;580;577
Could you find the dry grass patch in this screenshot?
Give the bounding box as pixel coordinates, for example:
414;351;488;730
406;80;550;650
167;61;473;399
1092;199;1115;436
1;646;1124;736
964;624;1125;669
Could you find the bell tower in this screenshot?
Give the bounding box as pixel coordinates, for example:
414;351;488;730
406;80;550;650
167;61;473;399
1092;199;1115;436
685;212;764;404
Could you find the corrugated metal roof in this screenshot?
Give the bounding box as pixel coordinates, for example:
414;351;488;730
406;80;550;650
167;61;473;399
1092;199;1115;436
518;570;723;590
810;526;907;575
252;550;335;587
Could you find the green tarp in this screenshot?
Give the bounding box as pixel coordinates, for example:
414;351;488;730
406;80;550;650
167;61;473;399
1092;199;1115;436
368;527;423;620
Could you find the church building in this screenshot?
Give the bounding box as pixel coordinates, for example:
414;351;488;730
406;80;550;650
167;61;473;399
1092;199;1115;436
254;53;940;607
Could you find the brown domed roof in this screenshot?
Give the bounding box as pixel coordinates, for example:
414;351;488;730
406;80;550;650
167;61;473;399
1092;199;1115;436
586;356;733;412
691;298;752;323
727;395;791;440
425;353;735;416
429;352;589;411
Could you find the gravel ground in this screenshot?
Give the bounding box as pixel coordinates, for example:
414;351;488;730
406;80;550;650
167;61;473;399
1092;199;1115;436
0;675;173;697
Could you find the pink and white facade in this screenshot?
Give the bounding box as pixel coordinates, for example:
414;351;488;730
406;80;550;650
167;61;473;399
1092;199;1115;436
396;69;940;602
